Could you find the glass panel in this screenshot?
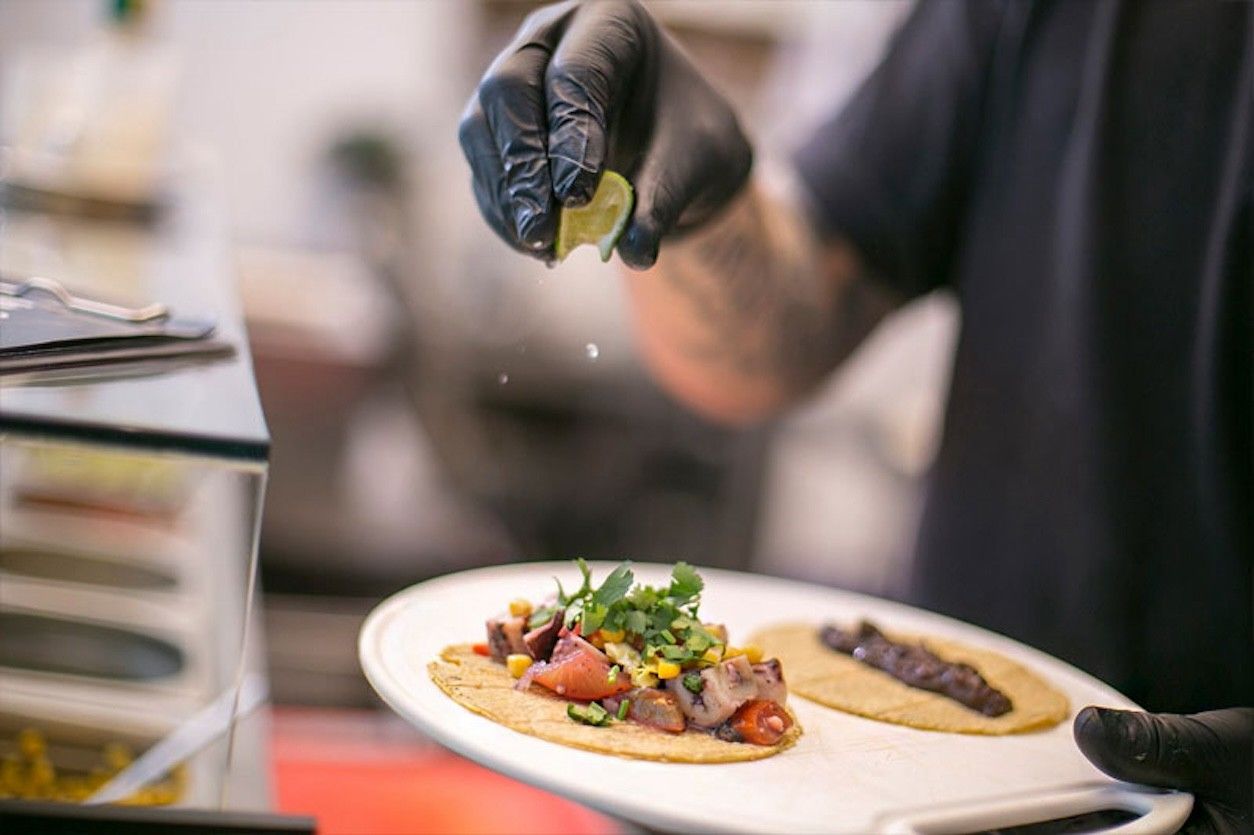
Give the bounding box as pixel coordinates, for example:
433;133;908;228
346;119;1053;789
0;435;267;812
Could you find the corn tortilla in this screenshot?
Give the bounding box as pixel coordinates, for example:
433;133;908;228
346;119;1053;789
750;623;1068;735
429;644;802;762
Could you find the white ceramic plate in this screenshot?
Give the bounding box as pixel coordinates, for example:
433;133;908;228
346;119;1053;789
360;562;1191;834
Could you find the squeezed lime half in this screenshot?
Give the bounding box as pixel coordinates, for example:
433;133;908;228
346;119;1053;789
555;170;634;262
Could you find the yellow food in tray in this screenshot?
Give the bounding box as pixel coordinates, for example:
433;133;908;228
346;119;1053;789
0;728;185;805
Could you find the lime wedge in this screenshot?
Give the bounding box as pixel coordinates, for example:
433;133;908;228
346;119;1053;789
555;170;634;262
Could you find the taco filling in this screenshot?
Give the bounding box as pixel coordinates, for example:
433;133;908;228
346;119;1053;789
752;622;1068;735
474;560;793;746
821;620;1012;717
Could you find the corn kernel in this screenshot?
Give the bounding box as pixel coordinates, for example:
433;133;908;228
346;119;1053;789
656;659;681;679
701;646;723;664
508;598;533;618
723;646;744;659
506;654;533;678
599;628;625;643
17;729;45;759
103;743;132;771
743;644;764;664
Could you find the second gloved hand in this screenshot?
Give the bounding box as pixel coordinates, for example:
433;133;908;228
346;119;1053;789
458;0;752;268
1074;706;1253;834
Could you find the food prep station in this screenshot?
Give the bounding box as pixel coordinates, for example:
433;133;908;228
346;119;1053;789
0;179;282;825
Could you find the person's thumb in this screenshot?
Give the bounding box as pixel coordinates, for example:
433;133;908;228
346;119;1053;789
615;139;751;271
1074;706;1253;809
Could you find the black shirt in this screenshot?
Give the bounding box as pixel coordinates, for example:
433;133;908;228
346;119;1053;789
796;0;1251;712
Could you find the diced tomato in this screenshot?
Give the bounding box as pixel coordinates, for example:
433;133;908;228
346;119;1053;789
728;699;792;746
471;643;490;657
530;646;631;701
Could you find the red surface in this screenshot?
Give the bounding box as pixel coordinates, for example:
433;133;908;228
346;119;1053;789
270;708;620;835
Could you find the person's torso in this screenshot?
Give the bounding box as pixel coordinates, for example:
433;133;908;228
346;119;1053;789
911;0;1252;712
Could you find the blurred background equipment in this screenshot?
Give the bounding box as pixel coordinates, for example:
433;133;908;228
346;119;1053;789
1;1;955;831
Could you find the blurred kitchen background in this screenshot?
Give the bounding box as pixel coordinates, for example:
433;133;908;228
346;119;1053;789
0;0;955;831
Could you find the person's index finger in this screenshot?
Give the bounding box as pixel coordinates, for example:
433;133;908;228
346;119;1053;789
479;44;558;251
545;1;646;206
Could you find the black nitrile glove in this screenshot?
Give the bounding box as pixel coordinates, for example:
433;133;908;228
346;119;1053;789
1074;706;1253;834
457;0;752;269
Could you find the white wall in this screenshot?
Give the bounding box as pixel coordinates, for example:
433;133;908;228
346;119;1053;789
162;0;474;248
1;0;476;248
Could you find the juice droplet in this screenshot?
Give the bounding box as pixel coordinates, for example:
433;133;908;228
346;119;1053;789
498;372;509;385
585;343;599;361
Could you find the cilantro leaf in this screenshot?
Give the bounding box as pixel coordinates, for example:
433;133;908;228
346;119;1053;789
603;607;627;633
669;562;703;600
557;559;593;606
624;610;647;635
582;602;608;634
627;585;658;610
592;562;634;607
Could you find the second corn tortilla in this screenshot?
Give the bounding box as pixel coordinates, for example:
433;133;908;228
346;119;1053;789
751;623;1068;734
429;644;802;762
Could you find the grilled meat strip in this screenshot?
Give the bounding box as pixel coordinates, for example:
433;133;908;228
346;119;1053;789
820;620;1012;717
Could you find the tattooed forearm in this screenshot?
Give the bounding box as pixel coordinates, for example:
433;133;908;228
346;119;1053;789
658;183;894;390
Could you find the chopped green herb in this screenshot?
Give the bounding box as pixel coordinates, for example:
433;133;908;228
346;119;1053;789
602;608;626;633
660;645;688;661
627;586;659;610
625;610;648;635
617;699;630;720
607;665;619;684
550;559;713;673
557;559;593;606
682;673;704;694
581;601;608;633
592;562;634;607
685;632;712;653
669;562;703;600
